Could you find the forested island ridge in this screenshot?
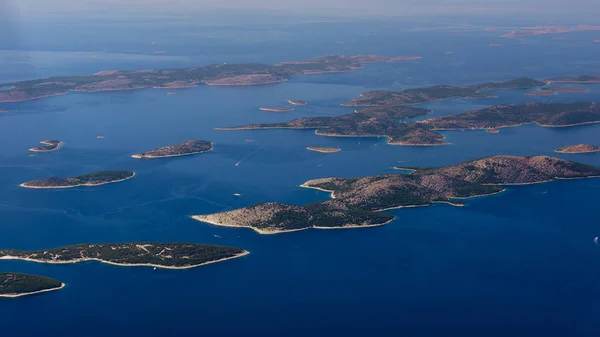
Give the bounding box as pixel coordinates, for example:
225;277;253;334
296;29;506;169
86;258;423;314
0;54;420;103
0;243;248;269
20;170;135;188
0;272;64;298
132;140;213;159
193;156;600;234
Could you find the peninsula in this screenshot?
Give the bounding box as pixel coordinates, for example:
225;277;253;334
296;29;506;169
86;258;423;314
287;100;307;106
20;170;135;189
193;156;600;234
307;147;341;153
0;242;248;269
218;102;600;146
29;140;62;152
555;144;600;154
0;272;64;298
259;107;294;112
0;54;421;103
132;140;213;159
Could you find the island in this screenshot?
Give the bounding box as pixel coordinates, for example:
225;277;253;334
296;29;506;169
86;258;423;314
501;25;600;38
286;100;307;106
259;107;294;112
307;147;341;153
0;242;248;269
29;140;62;152
192;156;600;234
486;128;499;133
0;272;64;298
545;74;600;84
218;102;600;146
131;140;213;159
555;144;600;154
542;87;590;93
0;54;422;103
341;78;546;107
20;170;135;189
525;91;556;96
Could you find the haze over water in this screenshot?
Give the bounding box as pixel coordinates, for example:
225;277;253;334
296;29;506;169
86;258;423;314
0;16;599;337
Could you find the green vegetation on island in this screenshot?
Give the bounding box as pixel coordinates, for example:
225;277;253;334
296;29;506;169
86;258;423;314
132;140;213;159
0;243;248;269
555;144;600;154
219;102;600;146
545;74;600;83
0;272;63;298
29;140;62;152
0;54;420;103
193;156;600;234
20;170;135;189
341;78;545;106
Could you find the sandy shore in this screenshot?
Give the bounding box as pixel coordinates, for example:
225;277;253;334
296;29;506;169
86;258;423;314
0;283;65;298
20;172;136;189
0;251;249;270
191;216;309;235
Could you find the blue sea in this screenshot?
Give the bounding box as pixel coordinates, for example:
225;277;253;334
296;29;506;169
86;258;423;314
0;15;599;337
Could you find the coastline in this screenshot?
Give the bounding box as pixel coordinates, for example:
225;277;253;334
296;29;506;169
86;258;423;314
306;147;340;153
555;149;600;154
0;283;65;298
132;149;212;159
299;184;337;199
29;141;63;153
20;172;136;189
0;251;249;270
191;215;310;235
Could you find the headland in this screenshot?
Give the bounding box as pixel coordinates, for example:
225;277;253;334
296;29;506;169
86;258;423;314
20;170;135;189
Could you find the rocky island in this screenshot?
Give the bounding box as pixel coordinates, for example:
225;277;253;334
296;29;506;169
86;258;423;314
132;140;213;159
555;144;600;154
29;140;62;152
0;242;248;269
545;74;600;84
259;107;294;112
20;170;135;189
307;147;341;153
193;156;600;234
0;54;421;103
286;100;307;106
0;272;64;298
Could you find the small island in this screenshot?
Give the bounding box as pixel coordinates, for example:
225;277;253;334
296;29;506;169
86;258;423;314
259;107;294;112
307;147;341;153
486;128;499;134
286;100;307;106
29;140;62;152
555;144;600;154
193;156;600;234
20;170;135;189
0;243;248;269
0;109;7;113
0;272;64;298
525;91;556;96
543;87;589;93
132;140;213;159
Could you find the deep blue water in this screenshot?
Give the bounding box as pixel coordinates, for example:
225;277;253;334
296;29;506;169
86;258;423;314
1;17;600;337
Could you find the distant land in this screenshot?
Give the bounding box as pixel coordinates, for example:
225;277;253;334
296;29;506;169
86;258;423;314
0;243;248;270
0;55;421;103
555;144;600;154
287;100;307;106
193;156;600;234
29;140;62;152
132;140;213;159
259;107;294;112
501;25;600;38
307;147;340;153
218;102;600;146
545;74;600;84
20;170;135;189
0;272;64;298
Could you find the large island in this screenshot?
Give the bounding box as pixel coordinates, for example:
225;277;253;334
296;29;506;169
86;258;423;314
132;140;213;159
0;242;248;269
0;54;421;103
20;170;135;189
193;156;600;234
218;102;600;146
0;272;64;298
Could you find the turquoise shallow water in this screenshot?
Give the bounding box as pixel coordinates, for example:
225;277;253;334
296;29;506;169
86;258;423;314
0;18;600;337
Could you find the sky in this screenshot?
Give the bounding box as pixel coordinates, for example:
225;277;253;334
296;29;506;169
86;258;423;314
5;0;599;17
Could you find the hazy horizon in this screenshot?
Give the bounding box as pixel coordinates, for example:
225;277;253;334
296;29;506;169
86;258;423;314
4;0;600;19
